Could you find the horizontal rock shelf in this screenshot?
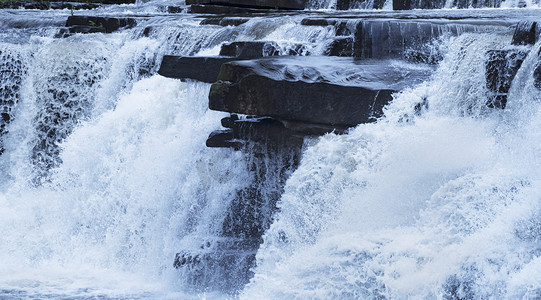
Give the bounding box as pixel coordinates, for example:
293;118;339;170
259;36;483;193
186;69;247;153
158;56;238;83
0;1;100;9
66;16;136;33
209;57;433;127
200;17;250;26
189;4;274;14
186;0;304;10
158;41;303;82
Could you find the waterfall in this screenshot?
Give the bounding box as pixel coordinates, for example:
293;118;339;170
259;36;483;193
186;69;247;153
242;33;541;299
0;3;541;300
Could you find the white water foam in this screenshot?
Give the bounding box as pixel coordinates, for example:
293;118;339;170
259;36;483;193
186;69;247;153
243;33;541;299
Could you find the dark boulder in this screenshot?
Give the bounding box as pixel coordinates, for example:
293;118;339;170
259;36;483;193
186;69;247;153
186;0;305;10
485;49;528;109
209;57;433;127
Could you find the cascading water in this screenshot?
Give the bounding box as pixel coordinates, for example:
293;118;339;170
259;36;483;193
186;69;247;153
0;3;540;300
243;32;541;298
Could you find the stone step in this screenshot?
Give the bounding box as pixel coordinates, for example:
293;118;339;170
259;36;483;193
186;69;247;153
0;1;112;9
337;0;385;9
186;0;304;10
200;17;250;26
302;18;507;63
189;4;274;14
209;56;433;127
65;16;137;33
158;56;237;83
158;41;305;82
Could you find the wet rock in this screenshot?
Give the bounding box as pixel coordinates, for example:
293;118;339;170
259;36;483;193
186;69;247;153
69;25;107;34
0;49;25;155
158;56;240;83
159;42;304;83
533;62;541;89
182;118;303;292
485;49;528;109
189;4;271;13
338;0;385;9
221;114;239;128
325;37;354;57
301;19;351;36
186;0;305;10
49;2;100;9
0;1;48;9
209;57;433;127
393;0;412;10
335;21;352;36
174;239;259;292
353;20;482;60
167;6;185;13
200;17;250;26
206;129;243;149
453;0;501;8
511;21;538;46
393;0;451;9
219;41;281;58
300;18;338;26
66;16;137;34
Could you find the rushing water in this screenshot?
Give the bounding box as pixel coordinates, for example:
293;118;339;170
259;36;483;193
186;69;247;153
0;3;540;300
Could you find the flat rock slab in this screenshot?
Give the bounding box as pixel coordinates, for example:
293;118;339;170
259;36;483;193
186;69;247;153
200;17;250;26
66;16;136;33
158;56;238;83
209;57;433;127
186;0;304;10
158;41;303;83
189;4;277;14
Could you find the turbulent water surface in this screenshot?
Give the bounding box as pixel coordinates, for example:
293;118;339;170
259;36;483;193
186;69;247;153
0;2;540;300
